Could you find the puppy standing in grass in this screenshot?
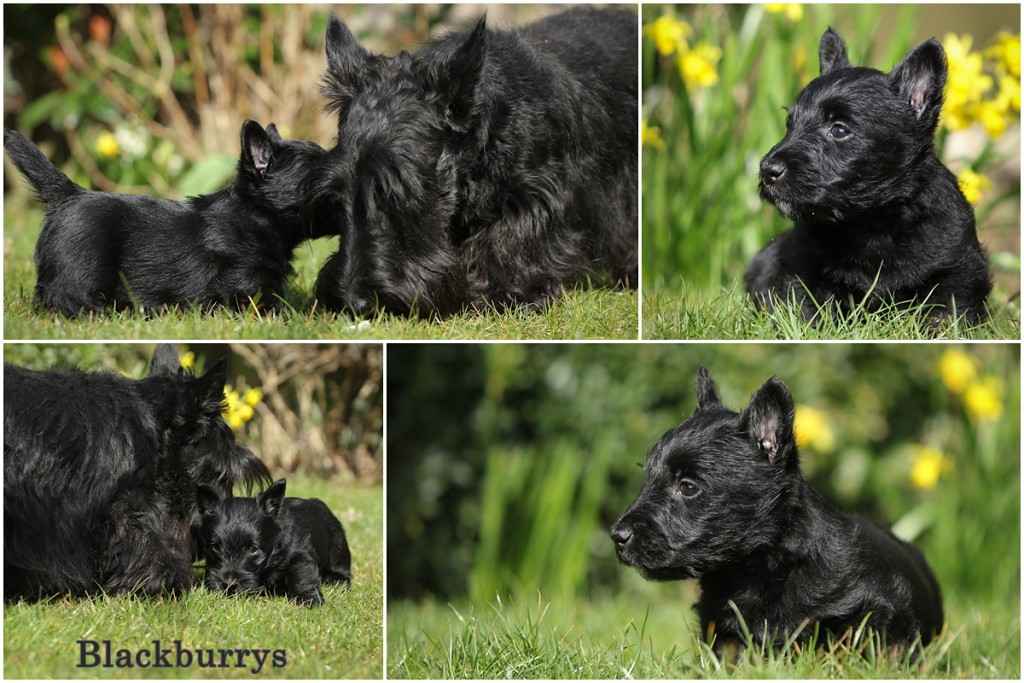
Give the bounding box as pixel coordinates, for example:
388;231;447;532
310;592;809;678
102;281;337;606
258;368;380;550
746;29;991;324
4;123;324;316
611;368;944;652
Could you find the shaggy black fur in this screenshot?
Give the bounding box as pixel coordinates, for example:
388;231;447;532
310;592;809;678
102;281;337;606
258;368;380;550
4;345;270;600
611;367;944;651
312;7;638;317
746;28;991;323
4;123;324;316
198;479;352;607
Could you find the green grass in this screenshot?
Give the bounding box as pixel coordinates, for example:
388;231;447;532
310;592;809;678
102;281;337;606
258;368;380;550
643;282;1022;340
3;199;637;340
3;476;383;679
388;591;1019;679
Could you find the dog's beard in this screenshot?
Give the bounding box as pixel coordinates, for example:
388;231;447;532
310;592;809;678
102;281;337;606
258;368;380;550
773;199;794;220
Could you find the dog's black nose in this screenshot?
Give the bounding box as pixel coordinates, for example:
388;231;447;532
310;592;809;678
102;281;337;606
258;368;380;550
344;295;375;319
761;158;787;185
610;524;632;546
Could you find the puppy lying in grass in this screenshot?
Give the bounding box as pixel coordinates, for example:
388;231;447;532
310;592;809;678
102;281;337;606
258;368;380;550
198;479;352;607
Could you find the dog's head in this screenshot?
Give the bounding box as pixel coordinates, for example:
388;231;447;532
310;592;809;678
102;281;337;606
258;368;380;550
611;367;801;580
310;14;484;317
759;28;947;223
146;344;271;497
198;479;287;595
234;121;327;240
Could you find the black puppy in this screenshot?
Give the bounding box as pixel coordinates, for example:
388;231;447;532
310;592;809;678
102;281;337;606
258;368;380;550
198;479;352;607
4;123;324;316
747;28;991;324
4;344;271;600
312;7;638;317
611;367;943;651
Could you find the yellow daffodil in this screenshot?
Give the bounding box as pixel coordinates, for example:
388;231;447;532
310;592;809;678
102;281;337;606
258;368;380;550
243;387;264;407
937;348;977;394
909;445;950;491
179;351;196;371
986;31;1020;78
765;4;804;22
644;15;692;57
236;403;254;423
942;33;993;131
957;168;991;206
997;73;1021;113
963;377;1004;421
677;42;722;91
642;120;666;149
96;131;119;159
221;383;261;430
794;405;835;453
975;100;1009;138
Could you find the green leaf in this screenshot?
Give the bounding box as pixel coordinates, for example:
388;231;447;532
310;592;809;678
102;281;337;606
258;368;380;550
18;91;62;131
177;153;237;196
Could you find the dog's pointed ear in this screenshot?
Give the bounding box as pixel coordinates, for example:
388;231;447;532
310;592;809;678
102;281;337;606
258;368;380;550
192;358;228;414
819;27;851;75
258;479;287;517
196;485;223;518
150;344;181;377
265;122;282;143
322;14;370;112
240;120;273;178
694;366;722;412
418;16;486;124
740;377;795;464
889;38;947;126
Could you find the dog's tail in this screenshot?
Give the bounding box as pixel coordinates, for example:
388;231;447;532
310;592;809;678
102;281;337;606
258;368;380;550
4;128;82;205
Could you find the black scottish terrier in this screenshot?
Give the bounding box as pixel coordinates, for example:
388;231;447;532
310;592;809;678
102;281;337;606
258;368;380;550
4;345;271;600
311;7;638;317
4;123;324;316
611;368;943;651
198;479;352;607
746;28;991;324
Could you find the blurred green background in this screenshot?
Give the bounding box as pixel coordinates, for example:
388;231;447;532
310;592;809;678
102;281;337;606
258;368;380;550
388;344;1019;648
642;4;1020;336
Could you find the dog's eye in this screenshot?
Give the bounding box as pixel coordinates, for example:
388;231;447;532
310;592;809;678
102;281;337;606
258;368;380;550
829;123;851;140
678;478;699;498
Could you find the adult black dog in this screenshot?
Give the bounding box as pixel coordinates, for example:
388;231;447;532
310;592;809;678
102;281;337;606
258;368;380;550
312;7;638;317
747;29;991;324
4;345;270;600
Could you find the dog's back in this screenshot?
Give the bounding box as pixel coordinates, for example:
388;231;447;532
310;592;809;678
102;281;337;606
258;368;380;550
856;516;944;641
283;498;352;585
